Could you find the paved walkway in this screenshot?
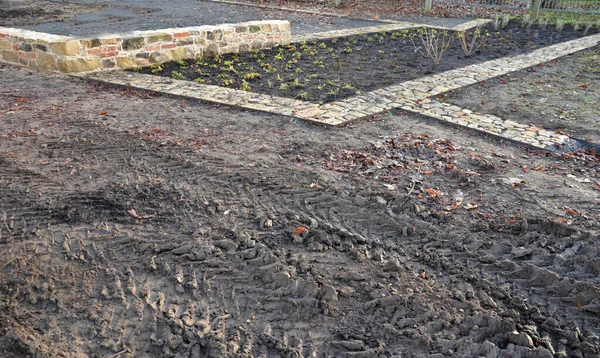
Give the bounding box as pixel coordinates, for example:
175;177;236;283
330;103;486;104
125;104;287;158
83;23;600;151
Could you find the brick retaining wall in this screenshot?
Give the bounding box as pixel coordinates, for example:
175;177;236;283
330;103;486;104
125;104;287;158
0;20;291;73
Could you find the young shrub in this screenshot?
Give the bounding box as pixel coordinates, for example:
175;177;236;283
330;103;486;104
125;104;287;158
410;27;453;67
492;15;501;30
457;27;486;57
501;14;510;28
521;14;532;28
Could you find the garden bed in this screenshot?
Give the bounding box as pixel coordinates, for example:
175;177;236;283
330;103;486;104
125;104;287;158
139;21;599;103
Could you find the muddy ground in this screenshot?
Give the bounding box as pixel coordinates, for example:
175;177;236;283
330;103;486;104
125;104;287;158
2;62;600;357
2;3;600;358
443;45;600;143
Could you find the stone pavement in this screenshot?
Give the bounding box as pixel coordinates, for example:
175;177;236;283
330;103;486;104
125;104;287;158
83;23;600;151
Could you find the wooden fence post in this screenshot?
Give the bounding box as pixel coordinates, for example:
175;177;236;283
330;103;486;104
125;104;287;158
425;0;433;13
531;0;542;21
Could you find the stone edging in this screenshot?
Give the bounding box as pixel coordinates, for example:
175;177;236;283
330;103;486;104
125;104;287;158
82;32;600;151
0;20;291;73
290;19;490;43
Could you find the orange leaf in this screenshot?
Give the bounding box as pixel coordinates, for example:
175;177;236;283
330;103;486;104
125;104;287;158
100;111;108;115
417;194;423;199
420;272;426;279
422;171;433;175
424;188;437;195
292;226;309;235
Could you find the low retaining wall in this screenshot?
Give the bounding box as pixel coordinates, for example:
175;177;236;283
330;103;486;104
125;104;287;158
0;20;291;73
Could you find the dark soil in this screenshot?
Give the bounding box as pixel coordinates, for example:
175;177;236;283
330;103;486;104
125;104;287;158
441;44;600;143
143;21;599;103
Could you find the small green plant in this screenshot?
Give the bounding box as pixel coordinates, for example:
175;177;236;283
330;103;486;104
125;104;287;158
194;56;203;64
573;23;580;32
367;36;374;42
318;42;327;49
343;47;353;53
132;66;142;72
296;92;308;99
313;59;324;68
327;88;340;96
171;71;184;79
240;80;251;91
276;74;283;82
194;78;205;84
279;83;288;91
538;17;548;29
214;54;222;63
217;73;229;79
274;53;284;61
267;79;273;87
342;83;354;90
295;67;303;74
293;78;304;88
150;63;164;74
243;72;261;80
287;44;297;51
331;38;338;44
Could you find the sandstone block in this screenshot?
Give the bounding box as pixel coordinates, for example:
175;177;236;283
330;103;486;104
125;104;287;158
101;37;122;45
35;50;56;71
164;47;187;61
0;39;11;50
49;40;81;55
81;38;102;49
122;37;145;51
134;58;150;66
1;50;18;63
115;56;135;69
57;56;101;73
147;33;173;43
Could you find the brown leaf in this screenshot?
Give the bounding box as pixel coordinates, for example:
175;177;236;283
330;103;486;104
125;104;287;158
292;226;309;235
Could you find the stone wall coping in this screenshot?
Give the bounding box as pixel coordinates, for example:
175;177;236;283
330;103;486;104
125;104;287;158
0;26;70;41
1;20;290;41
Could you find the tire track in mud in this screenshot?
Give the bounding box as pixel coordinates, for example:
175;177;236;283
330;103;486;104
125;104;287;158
1;115;599;357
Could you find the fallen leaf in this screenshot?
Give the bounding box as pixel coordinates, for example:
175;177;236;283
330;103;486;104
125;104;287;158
310;183;319;189
292;226;309;235
100;111;108;115
127;209;153;220
464;203;479;210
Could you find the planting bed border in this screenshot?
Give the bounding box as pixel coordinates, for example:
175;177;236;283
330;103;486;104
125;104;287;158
83;24;600;151
0;20;291;73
